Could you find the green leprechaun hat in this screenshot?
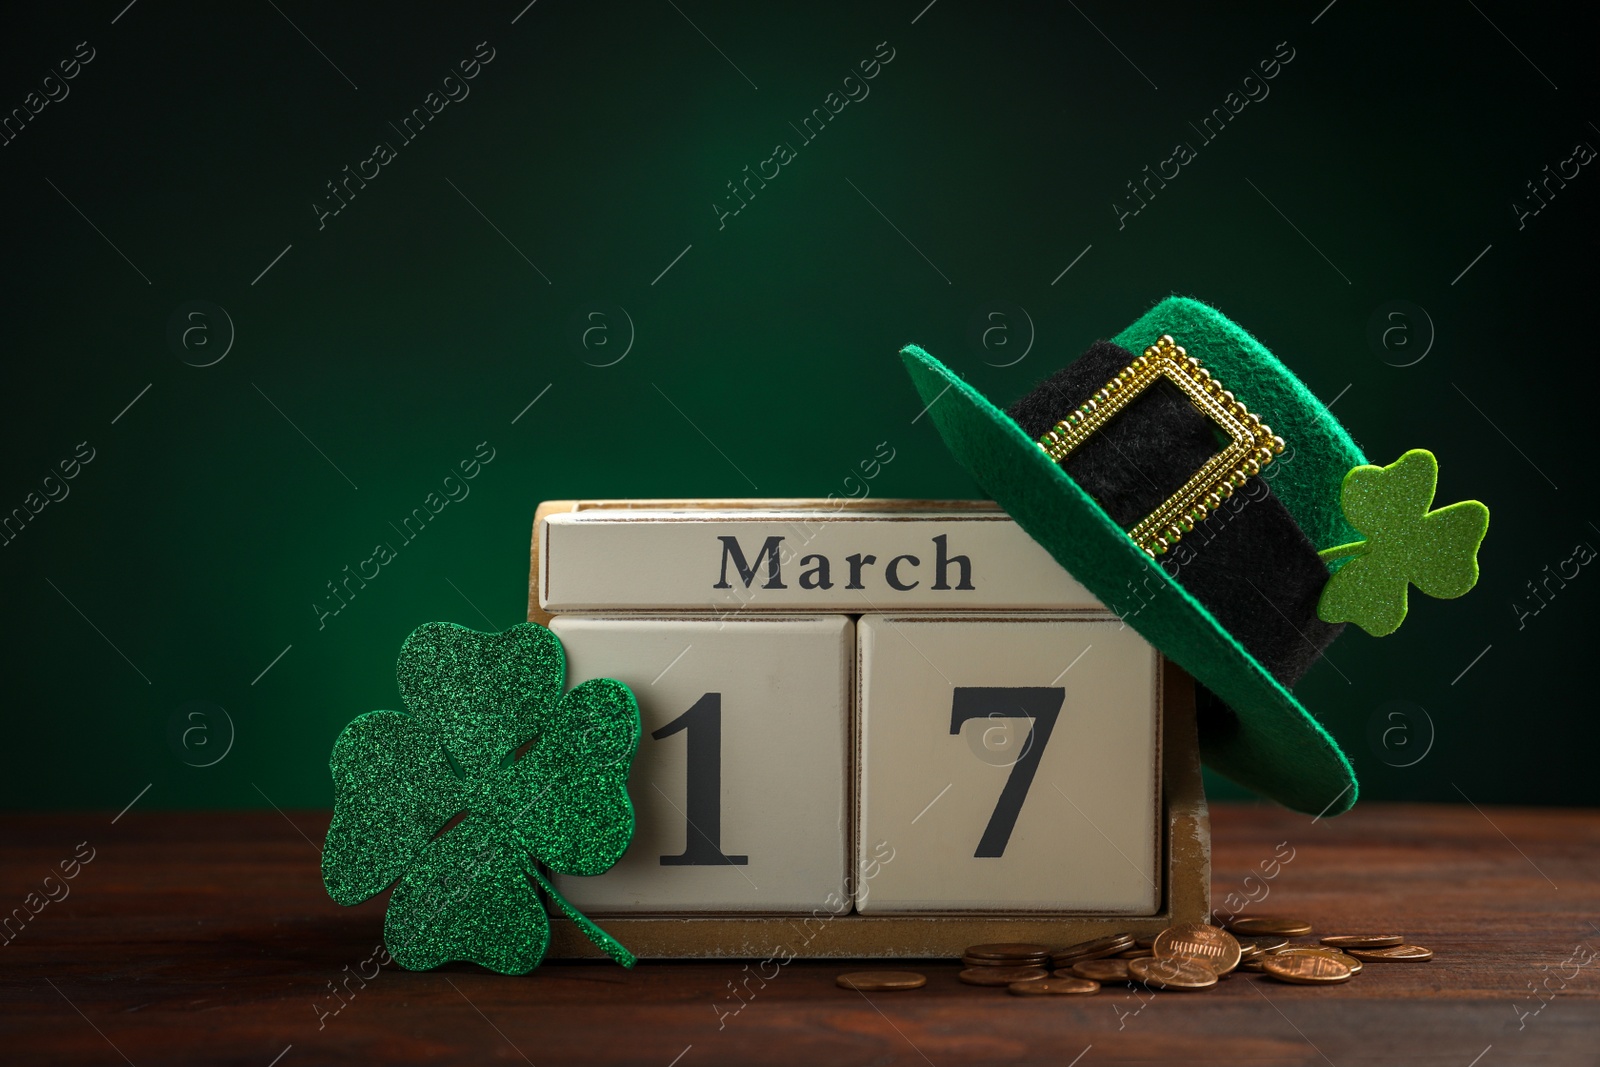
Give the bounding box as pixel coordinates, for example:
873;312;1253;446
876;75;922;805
901;296;1489;816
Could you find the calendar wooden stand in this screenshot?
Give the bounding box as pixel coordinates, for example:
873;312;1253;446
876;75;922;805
531;499;1212;959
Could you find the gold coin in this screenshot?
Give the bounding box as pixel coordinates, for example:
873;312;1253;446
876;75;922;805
966;942;1053;962
1050;933;1135;965
836;971;927;991
1153;923;1242;975
1236;936;1290;954
1115;948;1154;959
1346;944;1433;962
1009;977;1100;996
1261;954;1352;985
1320;934;1404;949
1273;947;1363;974
962;954;1047;968
959;966;1050;986
1068;958;1131;982
1226;917;1312;937
1128;956;1217;990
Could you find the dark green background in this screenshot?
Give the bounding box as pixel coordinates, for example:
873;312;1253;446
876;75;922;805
2;0;1594;811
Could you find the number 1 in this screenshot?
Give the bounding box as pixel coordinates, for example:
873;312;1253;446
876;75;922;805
950;687;1064;858
651;692;748;866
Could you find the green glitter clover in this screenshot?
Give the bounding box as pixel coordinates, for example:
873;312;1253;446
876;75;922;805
1316;448;1489;637
321;621;639;973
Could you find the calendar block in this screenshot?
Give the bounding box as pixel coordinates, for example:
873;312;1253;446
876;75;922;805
537;505;1100;613
533;500;1211;958
855;614;1161;914
548;615;852;913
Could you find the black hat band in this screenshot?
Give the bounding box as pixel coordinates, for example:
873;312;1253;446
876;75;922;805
1007;339;1343;690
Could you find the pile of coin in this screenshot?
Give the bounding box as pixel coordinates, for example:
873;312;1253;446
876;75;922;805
959;942;1098;995
838;918;1433;995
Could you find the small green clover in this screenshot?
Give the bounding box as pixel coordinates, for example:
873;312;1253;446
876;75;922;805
321;621;639;974
1316;449;1489;636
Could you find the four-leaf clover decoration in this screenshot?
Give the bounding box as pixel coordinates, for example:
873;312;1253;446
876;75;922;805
1316;448;1490;637
322;621;640;973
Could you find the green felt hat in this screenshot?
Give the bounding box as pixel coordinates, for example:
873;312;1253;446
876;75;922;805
902;297;1382;816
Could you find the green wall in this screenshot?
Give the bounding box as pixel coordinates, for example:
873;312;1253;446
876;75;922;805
2;1;1594;810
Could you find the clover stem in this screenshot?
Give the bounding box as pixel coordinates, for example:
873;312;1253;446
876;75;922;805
528;864;637;969
1317;539;1368;564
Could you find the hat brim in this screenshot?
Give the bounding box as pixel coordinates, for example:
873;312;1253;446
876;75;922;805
902;344;1357;816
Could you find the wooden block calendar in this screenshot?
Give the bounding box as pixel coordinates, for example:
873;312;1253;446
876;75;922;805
529;499;1211;959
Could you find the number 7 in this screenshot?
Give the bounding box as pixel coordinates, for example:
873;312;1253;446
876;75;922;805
950;687;1064;858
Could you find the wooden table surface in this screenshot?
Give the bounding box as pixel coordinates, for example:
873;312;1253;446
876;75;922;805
3;802;1596;1066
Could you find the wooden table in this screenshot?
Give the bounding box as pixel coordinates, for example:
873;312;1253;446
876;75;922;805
4;803;1596;1065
